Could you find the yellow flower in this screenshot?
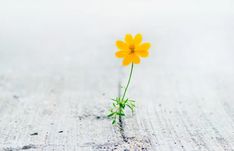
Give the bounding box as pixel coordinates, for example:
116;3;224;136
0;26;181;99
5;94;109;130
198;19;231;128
115;33;150;66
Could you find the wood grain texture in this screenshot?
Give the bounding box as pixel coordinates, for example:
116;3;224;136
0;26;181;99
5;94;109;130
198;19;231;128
0;0;234;150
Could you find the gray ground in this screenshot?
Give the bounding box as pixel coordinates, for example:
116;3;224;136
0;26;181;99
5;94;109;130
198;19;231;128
0;0;234;150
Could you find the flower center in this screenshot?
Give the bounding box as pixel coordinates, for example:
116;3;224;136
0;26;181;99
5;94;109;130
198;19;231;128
129;45;135;53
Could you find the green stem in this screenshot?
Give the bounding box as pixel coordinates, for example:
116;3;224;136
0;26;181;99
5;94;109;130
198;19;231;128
121;63;134;101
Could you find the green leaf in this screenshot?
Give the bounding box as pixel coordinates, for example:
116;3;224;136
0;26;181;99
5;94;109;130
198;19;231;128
112;119;116;125
124;99;128;104
119;103;124;108
107;112;115;117
117;112;125;116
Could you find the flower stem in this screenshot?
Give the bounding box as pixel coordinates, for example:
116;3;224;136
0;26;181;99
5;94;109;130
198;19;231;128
121;63;134;101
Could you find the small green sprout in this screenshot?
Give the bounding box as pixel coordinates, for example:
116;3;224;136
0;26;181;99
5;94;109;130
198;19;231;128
108;97;135;124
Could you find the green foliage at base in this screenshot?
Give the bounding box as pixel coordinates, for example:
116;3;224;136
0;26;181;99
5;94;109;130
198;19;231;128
107;97;135;124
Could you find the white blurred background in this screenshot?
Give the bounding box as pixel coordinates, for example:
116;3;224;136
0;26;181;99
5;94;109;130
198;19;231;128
0;0;233;73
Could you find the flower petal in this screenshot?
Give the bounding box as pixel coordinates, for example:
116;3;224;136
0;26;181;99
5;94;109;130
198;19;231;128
115;51;128;58
132;54;141;64
134;33;142;45
116;40;129;50
136;50;149;57
122;54;132;66
136;42;151;51
125;34;133;45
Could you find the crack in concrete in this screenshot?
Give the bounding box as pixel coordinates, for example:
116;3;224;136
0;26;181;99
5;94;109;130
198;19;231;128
3;144;37;151
118;81;128;142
